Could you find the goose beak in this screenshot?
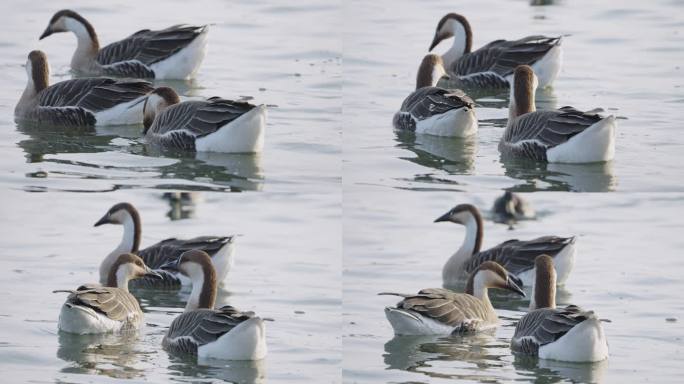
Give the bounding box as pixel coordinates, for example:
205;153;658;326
94;213;111;227
506;276;526;297
429;33;442;51
160;258;180;272
144;268;163;280
39;27;53;40
434;211;452;223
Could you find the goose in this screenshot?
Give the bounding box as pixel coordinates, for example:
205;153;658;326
492;191;536;224
380;261;524;335
435;203;575;287
142;87;266;153
393;54;478;137
160;250;267;360
15;50;152;127
39;9;208;79
512;255;609;362
94;202;235;288
54;253;161;334
429;13;562;89
500;65;616;163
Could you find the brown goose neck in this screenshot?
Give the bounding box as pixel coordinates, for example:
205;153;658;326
197;260;217;309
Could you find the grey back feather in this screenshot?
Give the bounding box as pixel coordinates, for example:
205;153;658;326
512;305;594;355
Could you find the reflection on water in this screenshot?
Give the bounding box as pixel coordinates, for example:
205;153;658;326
16;121;264;192
501;157;616;192
383;332;507;381
162;192;202;220
513;354;608;384
57;331;145;380
168;354;266;384
394;131;477;177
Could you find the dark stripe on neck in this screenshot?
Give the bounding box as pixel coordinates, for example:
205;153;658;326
29;51;49;92
534;256;556;309
123;205;141;253
468;206;483;254
198;260;217;309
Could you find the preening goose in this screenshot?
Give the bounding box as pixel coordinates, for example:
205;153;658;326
160;250;267;360
15;50;152;127
511;255;609;362
393;54;478;137
492;191;536;224
94;202;235;288
54;253;161;334
39;9;208;79
142;87;266;153
429;13;562;89
500;66;616;163
435;204;575;287
380;261;524;335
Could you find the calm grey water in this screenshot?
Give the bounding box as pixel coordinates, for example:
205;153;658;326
0;0;341;382
343;0;684;383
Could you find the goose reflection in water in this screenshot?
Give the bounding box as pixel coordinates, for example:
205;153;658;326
168;354;266;383
394;131;477;177
513;354;608;383
162;191;202;220
57;331;144;379
500;157;616;192
383;332;505;380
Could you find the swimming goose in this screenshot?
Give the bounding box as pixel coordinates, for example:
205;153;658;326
435;204;575;287
500;66;616;163
492;191;536;224
160;250;267;360
54;253;161;334
39;9;208;79
15;50;152;127
94;202;235;288
393;54;477;137
429;13;562;89
380;261;524;335
512;255;609;362
142;87;266;153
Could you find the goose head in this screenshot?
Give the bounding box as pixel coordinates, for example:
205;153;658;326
530;254;556;310
39;10;97;43
143;87;181;132
416;54;450;88
106;253;162;288
94;202;139;227
510;65;538;119
465;261;525;298
429;13;473;54
25;50;50;93
161;250;217;310
434;203;481;225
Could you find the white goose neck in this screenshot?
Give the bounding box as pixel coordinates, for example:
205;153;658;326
441;22;468;69
443;214;481;282
99;214;138;285
115;267;130;292
65;18;99;70
185;274;205;312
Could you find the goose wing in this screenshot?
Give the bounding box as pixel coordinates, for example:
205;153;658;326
97;25;207;66
138;236;234;269
512;305;594;355
38;78;152;112
451;36;561;77
148;98;256;139
61;286;141;321
394;87;474;131
163;306;256;354
380;288;490;331
463;236;575;277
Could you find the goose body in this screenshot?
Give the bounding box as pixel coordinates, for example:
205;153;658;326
40;10;208;79
435;204;575;287
161;250;267;360
55;253;161;334
492;191;536;224
430;13;562;89
512;256;609;362
393;55;477;137
500;66;616;163
381;262;524;335
95;202;235;288
143;87;266;153
15;51;152;127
